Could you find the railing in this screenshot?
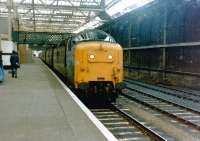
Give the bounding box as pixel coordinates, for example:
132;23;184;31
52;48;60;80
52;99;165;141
12;31;70;45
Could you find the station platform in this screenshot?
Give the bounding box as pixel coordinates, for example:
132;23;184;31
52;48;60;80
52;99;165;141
0;59;115;141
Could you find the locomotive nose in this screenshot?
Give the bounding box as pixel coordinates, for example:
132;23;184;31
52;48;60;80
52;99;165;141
74;42;123;90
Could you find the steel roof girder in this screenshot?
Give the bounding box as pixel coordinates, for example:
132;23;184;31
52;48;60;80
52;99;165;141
0;2;104;11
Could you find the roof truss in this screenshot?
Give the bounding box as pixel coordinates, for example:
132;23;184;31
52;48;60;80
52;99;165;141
0;0;107;33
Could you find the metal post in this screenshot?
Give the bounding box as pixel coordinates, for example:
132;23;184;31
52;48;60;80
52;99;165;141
128;23;132;78
163;9;167;45
16;18;20;50
128;23;132;48
32;0;36;32
7;0;12;41
128;51;131;66
162;7;167;81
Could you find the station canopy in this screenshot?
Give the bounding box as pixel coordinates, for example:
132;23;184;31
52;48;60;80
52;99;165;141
0;0;153;33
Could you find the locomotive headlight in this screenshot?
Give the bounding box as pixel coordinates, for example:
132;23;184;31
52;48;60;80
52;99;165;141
108;55;112;59
90;55;95;59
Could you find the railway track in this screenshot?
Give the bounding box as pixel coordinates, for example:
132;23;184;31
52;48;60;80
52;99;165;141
124;78;200;113
125;78;200;103
122;81;200;131
91;104;173;141
158;84;200;98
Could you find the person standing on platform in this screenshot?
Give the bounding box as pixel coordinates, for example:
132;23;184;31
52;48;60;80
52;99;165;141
10;50;19;78
0;50;4;81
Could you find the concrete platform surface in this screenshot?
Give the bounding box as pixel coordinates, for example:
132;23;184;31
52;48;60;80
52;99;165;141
0;59;110;141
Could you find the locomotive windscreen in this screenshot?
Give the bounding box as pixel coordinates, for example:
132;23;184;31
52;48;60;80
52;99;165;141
72;30;116;44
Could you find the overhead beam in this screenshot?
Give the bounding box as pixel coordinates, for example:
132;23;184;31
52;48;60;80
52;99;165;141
0;2;104;11
106;0;120;9
21;19;82;24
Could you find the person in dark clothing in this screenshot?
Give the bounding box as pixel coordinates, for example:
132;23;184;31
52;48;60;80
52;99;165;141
0;50;4;81
10;50;19;78
0;51;2;65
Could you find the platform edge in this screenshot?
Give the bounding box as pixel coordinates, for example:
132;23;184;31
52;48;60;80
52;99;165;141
42;60;118;141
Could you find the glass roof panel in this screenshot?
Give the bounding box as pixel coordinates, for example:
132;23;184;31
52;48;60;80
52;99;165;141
0;0;154;33
106;0;154;18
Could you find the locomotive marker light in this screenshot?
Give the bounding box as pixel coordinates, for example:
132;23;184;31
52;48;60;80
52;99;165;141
90;54;95;59
108;55;112;59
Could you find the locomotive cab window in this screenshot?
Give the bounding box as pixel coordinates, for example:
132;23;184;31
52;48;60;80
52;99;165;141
70;30;116;44
67;38;74;51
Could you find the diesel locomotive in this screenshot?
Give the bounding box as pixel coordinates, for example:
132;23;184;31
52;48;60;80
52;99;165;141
41;29;124;102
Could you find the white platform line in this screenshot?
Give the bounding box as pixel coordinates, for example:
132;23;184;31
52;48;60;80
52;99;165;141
42;61;118;141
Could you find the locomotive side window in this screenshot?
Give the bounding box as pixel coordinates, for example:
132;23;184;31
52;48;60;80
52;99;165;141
57;50;60;56
67;38;73;51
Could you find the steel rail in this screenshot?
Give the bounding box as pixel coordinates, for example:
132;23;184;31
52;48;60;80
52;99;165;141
123;88;200;131
111;104;168;141
124;78;200;103
124;79;200;113
91;104;168;141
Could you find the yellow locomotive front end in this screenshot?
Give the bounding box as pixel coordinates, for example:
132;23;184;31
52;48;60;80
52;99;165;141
68;29;124;102
74;41;124;101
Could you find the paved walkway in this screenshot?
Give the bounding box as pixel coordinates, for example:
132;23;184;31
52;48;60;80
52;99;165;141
0;59;109;141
